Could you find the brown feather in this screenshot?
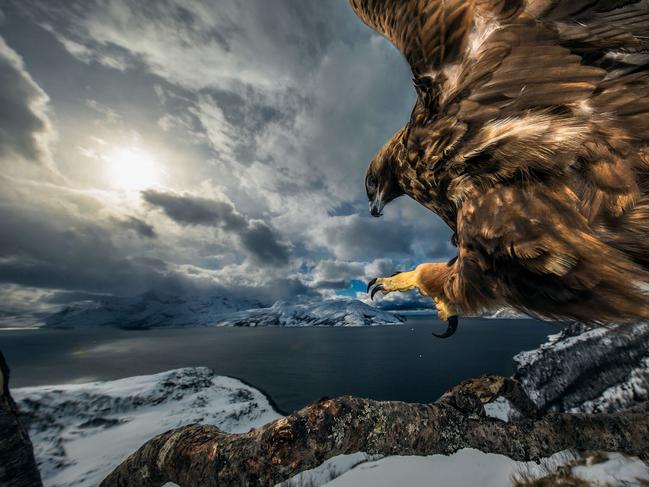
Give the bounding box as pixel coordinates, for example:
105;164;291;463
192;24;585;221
352;0;649;324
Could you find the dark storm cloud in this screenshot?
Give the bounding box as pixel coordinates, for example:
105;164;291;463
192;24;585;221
142;190;246;229
0;36;52;166
0;203;162;294
326;216;416;260
116;216;157;239
143;190;290;266
0;196;304;304
239;220;291;266
311;259;364;289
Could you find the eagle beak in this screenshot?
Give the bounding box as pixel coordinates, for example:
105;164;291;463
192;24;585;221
369;197;384;217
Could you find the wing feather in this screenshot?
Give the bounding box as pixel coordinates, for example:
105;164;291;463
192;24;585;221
350;0;649;321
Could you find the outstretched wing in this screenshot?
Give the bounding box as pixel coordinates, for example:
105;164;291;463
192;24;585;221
350;0;649;209
349;0;649;78
348;0;519;76
350;0;649;323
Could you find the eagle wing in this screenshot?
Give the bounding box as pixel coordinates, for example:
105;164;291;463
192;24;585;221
350;0;649;323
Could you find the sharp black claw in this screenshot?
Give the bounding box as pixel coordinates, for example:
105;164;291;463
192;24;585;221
370;284;384;300
432;315;459;339
367;278;378;294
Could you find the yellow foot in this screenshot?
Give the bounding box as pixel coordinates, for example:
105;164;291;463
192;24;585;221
366;269;421;299
433;297;458;321
367;266;460;339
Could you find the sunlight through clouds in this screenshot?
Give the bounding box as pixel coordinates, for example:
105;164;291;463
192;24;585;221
103;146;163;190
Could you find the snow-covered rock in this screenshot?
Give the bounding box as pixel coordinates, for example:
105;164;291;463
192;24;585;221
44;290;264;329
513;322;649;412
215;300;404;327
13;368;281;487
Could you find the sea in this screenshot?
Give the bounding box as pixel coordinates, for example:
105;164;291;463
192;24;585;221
1;315;558;413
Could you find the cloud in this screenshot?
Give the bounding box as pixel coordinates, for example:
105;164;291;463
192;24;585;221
0;35;54;168
142;189;245;228
239;220;291;266
21;0;338;92
324;215;416;260
115;216;157;239
142;189;290;266
313;260;365;282
0;201;161;295
0;0;459;312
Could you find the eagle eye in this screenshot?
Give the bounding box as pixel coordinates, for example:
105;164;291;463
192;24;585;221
366;174;377;192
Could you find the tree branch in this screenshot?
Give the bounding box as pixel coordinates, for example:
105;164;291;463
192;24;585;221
102;385;649;487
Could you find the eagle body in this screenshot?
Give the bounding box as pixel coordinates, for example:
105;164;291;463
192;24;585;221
355;0;649;324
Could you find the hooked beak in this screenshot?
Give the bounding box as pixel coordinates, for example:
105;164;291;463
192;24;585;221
369;197;384;217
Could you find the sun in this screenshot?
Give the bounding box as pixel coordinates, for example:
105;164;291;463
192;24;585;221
104;146;161;190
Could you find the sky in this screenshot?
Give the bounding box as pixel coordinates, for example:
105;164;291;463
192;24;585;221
0;0;454;314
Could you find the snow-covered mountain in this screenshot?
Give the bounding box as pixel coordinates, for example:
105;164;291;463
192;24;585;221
43;294;404;329
13;368;281;487
44;290;264;329
215;300;404;327
482;308;529;319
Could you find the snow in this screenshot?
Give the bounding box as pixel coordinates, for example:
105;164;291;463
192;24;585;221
513;325;609;370
281;449;649;487
484;396;520;422
277;453;382;487
215;299;404;327
320;449;537;487
13;368;282;487
572;356;649;413
572;453;649;485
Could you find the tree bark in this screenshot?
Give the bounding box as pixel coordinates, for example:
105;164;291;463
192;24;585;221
0;351;43;487
102;385;649;487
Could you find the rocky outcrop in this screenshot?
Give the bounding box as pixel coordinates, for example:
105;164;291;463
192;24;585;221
102;388;649;487
0;352;42;487
101;321;649;486
514;322;649;413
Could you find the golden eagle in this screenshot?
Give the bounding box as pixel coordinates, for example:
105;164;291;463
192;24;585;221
354;0;649;337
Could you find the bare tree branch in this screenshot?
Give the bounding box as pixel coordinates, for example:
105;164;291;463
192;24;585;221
102;384;649;487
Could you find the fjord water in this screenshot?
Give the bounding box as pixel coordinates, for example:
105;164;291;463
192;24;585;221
2;316;557;413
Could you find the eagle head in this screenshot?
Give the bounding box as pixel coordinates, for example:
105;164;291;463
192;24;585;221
365;130;406;217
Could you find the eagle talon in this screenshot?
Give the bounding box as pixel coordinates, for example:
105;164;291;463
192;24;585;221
367;270;420;300
432;315;459;339
370;284;385;300
366;278;378;294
